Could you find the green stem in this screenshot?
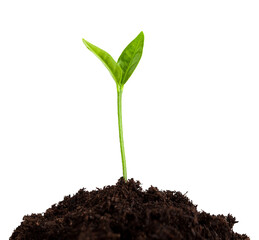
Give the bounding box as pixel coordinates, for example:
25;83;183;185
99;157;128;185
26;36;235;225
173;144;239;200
117;84;127;181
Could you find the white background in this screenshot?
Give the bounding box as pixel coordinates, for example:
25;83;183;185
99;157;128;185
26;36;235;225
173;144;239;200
0;1;258;239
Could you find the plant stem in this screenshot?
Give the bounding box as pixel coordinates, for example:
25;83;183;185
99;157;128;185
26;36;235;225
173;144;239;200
117;84;127;182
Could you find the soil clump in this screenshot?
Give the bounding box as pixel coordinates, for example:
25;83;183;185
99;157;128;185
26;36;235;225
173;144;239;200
10;178;249;240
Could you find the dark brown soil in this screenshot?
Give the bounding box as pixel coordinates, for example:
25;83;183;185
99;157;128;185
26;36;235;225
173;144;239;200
10;178;249;240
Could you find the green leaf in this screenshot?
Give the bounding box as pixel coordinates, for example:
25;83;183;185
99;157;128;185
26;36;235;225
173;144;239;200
117;31;144;85
82;38;122;84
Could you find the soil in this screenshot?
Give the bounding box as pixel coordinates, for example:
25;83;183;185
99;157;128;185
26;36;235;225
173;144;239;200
10;178;249;240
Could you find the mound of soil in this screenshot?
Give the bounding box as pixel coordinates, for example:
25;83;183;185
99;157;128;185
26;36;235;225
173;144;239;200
10;178;249;240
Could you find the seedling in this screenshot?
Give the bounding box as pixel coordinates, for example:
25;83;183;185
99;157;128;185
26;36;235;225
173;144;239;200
83;32;144;182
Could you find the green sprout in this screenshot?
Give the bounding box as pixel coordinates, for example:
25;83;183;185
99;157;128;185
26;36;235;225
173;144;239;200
82;32;144;182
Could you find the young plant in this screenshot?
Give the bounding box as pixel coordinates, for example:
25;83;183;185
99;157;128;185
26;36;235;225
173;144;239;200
82;32;144;182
